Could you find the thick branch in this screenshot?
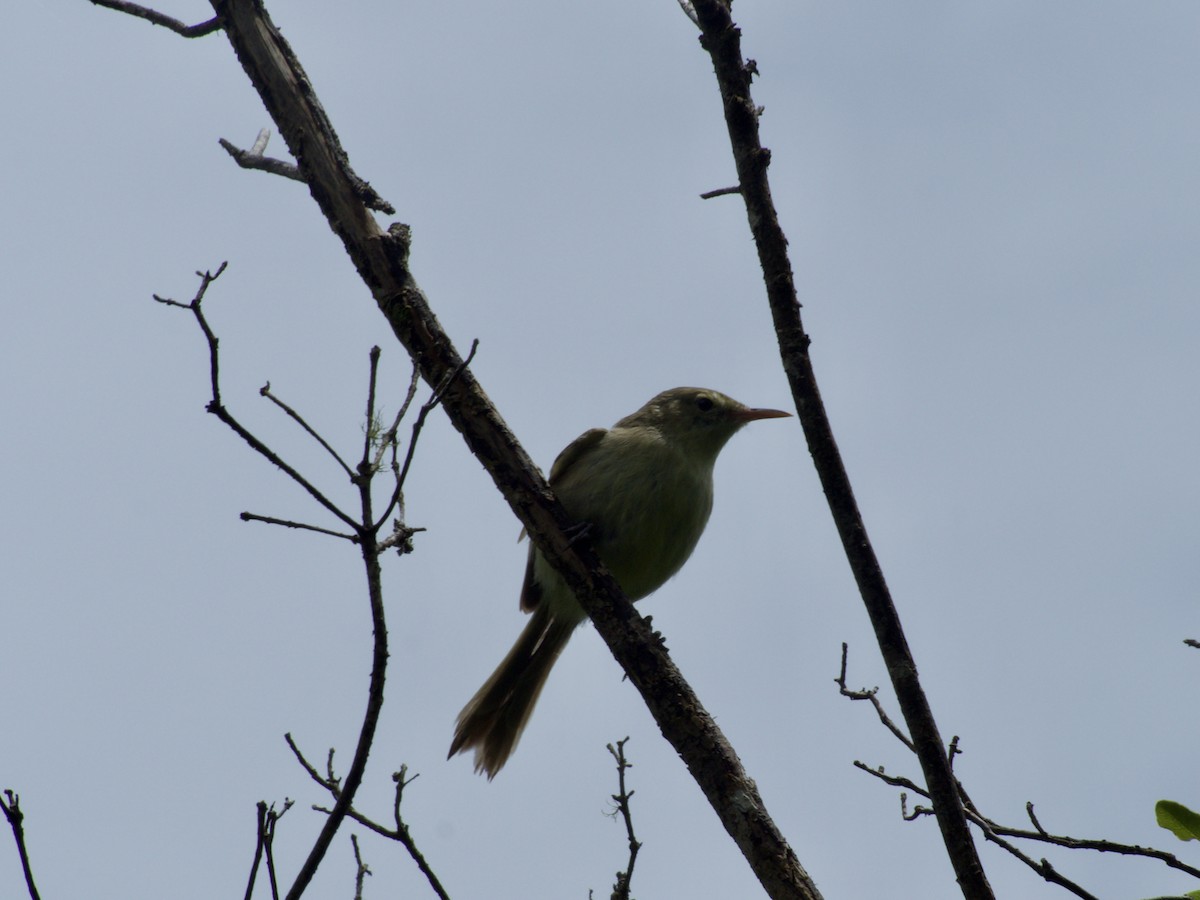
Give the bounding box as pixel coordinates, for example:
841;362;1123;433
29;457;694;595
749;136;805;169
685;1;992;897
205;1;815;896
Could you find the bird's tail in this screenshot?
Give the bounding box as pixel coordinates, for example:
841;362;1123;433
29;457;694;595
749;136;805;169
448;605;578;778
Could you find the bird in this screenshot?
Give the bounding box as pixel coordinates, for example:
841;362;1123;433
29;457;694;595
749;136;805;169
448;386;791;778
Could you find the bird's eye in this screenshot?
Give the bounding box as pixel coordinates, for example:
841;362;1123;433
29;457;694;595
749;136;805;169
695;394;714;412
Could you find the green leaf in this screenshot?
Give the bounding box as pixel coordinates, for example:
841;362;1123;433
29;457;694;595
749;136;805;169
1156;800;1200;842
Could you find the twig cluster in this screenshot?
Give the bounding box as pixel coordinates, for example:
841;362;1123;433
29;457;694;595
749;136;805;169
153;264;463;899
839;644;1200;899
286;736;450;900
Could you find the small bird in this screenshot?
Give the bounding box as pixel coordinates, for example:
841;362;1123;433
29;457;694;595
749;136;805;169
448;387;791;778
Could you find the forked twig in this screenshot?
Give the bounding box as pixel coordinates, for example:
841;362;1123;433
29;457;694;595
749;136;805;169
285;736;451;900
605;738;642;900
842;647;1200;897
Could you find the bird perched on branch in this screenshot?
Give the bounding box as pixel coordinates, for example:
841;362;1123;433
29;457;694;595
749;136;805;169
449;386;791;778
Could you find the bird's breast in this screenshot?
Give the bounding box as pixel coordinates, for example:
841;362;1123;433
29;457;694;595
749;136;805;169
554;431;715;601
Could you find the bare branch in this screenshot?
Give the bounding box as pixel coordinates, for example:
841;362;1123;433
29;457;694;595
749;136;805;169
157;259;426;897
259;381;356;481
243;802;267;900
219;133;302;181
687;0;990;894
350;834;371;900
88;0;221;37
835;643;914;752
285;737;451;900
243;800;293;900
238;512;357;542
154;265;360;533
360;346;383;473
283;436;390;900
848;687;1200;895
371;363;422;475
699;185;741;199
375;339;479;534
218;131;396;215
605;738;642;900
1;790;42;900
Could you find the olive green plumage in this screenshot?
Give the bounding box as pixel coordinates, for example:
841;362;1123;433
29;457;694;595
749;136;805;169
449;387;790;778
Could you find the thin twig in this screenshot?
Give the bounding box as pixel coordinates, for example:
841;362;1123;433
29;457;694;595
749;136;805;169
283;482;388;900
260;382;356;480
605;738;642;900
360;347;383;473
350;834;371;900
263;801;292;900
850;691;1200;896
155;266;360;533
243;800;293;900
238;512;357;542
374;339;479;534
244;802;267;900
835;644;915;752
219;134;303;183
1;791;42;900
217;131;396;215
87;0;221;36
699;185;741;199
285;738;451;900
372;363;422;474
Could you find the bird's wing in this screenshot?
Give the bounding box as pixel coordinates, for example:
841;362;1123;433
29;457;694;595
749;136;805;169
548;427;608;485
517;427;607;613
518;427;609;544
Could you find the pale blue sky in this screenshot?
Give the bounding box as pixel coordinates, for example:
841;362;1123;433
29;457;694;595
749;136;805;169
3;3;1199;898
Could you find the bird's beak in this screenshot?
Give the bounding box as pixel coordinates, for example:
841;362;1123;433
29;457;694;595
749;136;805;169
734;406;792;423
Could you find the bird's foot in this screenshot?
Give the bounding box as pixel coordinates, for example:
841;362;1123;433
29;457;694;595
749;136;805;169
564;520;594;547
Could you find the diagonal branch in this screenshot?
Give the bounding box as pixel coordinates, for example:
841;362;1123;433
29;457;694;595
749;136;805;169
684;1;993;896
197;1;817;897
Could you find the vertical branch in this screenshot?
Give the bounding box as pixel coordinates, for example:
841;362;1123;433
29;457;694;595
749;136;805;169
283;384;391;900
243;802;268;900
685;1;993;897
606;739;642;900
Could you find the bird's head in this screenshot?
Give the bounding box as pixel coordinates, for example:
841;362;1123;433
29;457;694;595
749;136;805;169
615;387;791;461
